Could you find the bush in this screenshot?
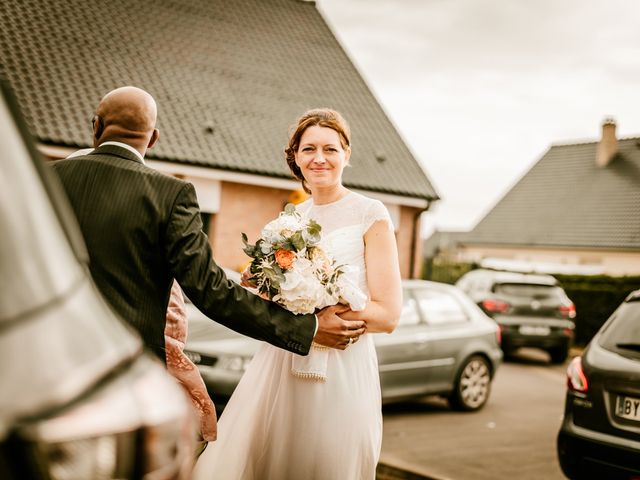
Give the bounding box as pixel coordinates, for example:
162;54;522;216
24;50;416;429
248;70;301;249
422;258;475;285
422;259;640;347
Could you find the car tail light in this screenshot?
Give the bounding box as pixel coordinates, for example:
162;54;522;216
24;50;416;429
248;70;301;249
559;303;576;319
567;356;588;394
481;299;510;314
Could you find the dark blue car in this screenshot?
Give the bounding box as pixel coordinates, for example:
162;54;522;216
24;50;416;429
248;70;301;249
557;289;640;479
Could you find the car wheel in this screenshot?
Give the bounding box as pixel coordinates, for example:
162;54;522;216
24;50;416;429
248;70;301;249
549;346;569;364
449;355;492;411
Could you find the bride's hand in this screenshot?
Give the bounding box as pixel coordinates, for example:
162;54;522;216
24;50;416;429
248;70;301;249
332;303;352;315
314;305;366;350
337;308;362;321
337;308;367;346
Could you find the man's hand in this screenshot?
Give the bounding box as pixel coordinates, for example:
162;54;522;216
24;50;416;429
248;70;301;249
313;305;366;350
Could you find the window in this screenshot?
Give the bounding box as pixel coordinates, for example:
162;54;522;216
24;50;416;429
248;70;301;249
493;283;564;301
598;301;640;359
398;294;420;327
413;288;468;325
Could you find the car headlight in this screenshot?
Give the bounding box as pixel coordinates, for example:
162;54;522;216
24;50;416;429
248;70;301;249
3;423;191;480
28;431;131;479
216;355;252;372
0;356;194;480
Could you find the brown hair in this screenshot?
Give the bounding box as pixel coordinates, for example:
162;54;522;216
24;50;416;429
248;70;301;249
285;108;351;193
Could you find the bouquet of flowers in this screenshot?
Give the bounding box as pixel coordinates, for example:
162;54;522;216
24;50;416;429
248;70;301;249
241;204;366;315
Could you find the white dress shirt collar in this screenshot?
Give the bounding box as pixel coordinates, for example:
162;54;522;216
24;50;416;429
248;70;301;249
100;141;145;164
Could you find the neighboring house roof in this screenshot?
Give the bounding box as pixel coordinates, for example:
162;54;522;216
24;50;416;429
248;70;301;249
464;137;640;250
0;0;438;201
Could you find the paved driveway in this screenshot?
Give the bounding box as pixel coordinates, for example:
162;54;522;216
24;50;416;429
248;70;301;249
379;348;570;480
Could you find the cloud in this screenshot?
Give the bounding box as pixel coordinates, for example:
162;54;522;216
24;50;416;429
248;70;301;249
317;0;640;233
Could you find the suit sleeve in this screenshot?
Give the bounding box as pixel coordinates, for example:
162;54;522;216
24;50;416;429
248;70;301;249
164;183;315;355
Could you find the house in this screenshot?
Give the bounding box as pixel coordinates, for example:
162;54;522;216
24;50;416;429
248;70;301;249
423;230;469;260
457;119;640;275
0;0;438;278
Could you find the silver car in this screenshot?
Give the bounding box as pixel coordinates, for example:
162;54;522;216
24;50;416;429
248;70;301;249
185;278;502;412
0;80;193;479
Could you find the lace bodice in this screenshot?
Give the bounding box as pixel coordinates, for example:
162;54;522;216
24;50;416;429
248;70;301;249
297;191;393;294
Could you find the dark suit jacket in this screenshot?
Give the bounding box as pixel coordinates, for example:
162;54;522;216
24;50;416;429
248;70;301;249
51;144;315;360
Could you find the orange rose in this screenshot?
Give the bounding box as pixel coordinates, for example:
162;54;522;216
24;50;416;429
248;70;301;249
275;249;296;270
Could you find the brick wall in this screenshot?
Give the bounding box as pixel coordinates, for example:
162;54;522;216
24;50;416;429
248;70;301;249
211;181;422;278
211;182;293;271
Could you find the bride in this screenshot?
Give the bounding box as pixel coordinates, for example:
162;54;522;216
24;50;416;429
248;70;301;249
193;108;402;480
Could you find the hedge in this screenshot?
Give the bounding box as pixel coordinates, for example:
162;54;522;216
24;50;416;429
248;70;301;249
422;259;640;347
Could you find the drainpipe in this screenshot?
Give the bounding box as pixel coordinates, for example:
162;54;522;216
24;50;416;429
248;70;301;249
409;202;431;279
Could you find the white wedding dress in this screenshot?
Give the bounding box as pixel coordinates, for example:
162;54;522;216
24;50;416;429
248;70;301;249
193;191;393;480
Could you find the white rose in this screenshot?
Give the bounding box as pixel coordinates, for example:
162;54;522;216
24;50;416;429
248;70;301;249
277;266;326;315
273;212;304;232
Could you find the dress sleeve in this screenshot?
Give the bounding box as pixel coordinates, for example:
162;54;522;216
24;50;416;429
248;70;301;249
363;199;394;234
164;280;218;441
164;280;187;345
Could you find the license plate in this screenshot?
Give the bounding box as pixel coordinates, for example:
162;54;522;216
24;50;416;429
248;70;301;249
616;395;640;421
519;325;550;335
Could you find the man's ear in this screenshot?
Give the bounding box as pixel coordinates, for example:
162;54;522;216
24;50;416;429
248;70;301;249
148;128;159;149
92;115;104;142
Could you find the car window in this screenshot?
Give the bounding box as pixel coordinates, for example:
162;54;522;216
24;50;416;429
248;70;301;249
397;294;421;327
598;301;640;359
413;288;468;325
493;283;564;301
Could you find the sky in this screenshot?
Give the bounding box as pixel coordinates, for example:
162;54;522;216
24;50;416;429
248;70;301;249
316;0;640;235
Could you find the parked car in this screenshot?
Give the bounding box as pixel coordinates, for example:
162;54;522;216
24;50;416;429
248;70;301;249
557;289;640;479
0;79;194;479
456;269;576;363
185;278;502;413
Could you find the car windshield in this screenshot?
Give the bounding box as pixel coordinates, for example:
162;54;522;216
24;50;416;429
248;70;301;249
494;283;563;301
598;301;640;358
0;89;84;324
0;81;144;438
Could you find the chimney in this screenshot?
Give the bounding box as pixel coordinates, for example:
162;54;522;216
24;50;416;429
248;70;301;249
596;118;617;167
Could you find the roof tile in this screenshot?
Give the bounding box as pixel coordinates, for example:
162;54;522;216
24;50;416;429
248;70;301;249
465;137;640;250
0;0;437;200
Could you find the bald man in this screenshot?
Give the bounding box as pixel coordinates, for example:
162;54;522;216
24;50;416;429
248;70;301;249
51;86;364;363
